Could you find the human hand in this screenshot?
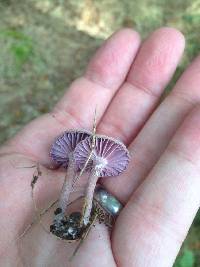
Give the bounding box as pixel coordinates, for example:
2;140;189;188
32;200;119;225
0;27;199;267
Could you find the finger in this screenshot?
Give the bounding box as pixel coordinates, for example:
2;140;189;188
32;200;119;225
103;52;200;203
113;106;200;267
98;27;185;144
3;29;140;164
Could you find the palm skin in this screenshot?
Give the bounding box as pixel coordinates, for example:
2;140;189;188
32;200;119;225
1;27;200;267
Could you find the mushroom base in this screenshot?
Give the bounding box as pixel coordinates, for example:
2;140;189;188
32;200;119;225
49;197;114;241
49;204;97;241
50;210;85;241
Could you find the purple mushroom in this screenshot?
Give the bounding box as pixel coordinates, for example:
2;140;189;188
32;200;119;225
74;135;130;225
50;130;91;216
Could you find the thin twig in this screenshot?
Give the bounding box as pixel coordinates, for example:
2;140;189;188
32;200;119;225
80;108;97;225
18;199;59;240
72;107;97;188
30;164;50;234
18;194;85;241
69;212;98;261
10;161;37;169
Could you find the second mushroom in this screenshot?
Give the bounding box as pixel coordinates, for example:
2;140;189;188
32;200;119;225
50;129;91;219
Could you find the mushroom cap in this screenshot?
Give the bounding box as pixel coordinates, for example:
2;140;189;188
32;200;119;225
50;130;91;168
73;135;130;177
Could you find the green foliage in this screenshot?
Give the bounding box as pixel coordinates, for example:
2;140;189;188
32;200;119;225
174;249;195;267
0;29;34;75
183;14;200;23
193;210;200;226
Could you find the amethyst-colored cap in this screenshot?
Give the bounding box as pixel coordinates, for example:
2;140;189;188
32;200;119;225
73;135;130;177
50;130;91;168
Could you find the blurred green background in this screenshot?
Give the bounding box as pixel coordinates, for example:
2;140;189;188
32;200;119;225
0;0;200;266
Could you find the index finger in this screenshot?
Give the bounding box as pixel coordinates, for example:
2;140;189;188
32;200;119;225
2;29;140;165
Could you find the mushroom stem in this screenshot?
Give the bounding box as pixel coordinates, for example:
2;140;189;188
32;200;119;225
58;155;76;215
82;167;100;225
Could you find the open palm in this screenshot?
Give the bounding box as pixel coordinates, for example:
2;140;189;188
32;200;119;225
1;27;200;267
